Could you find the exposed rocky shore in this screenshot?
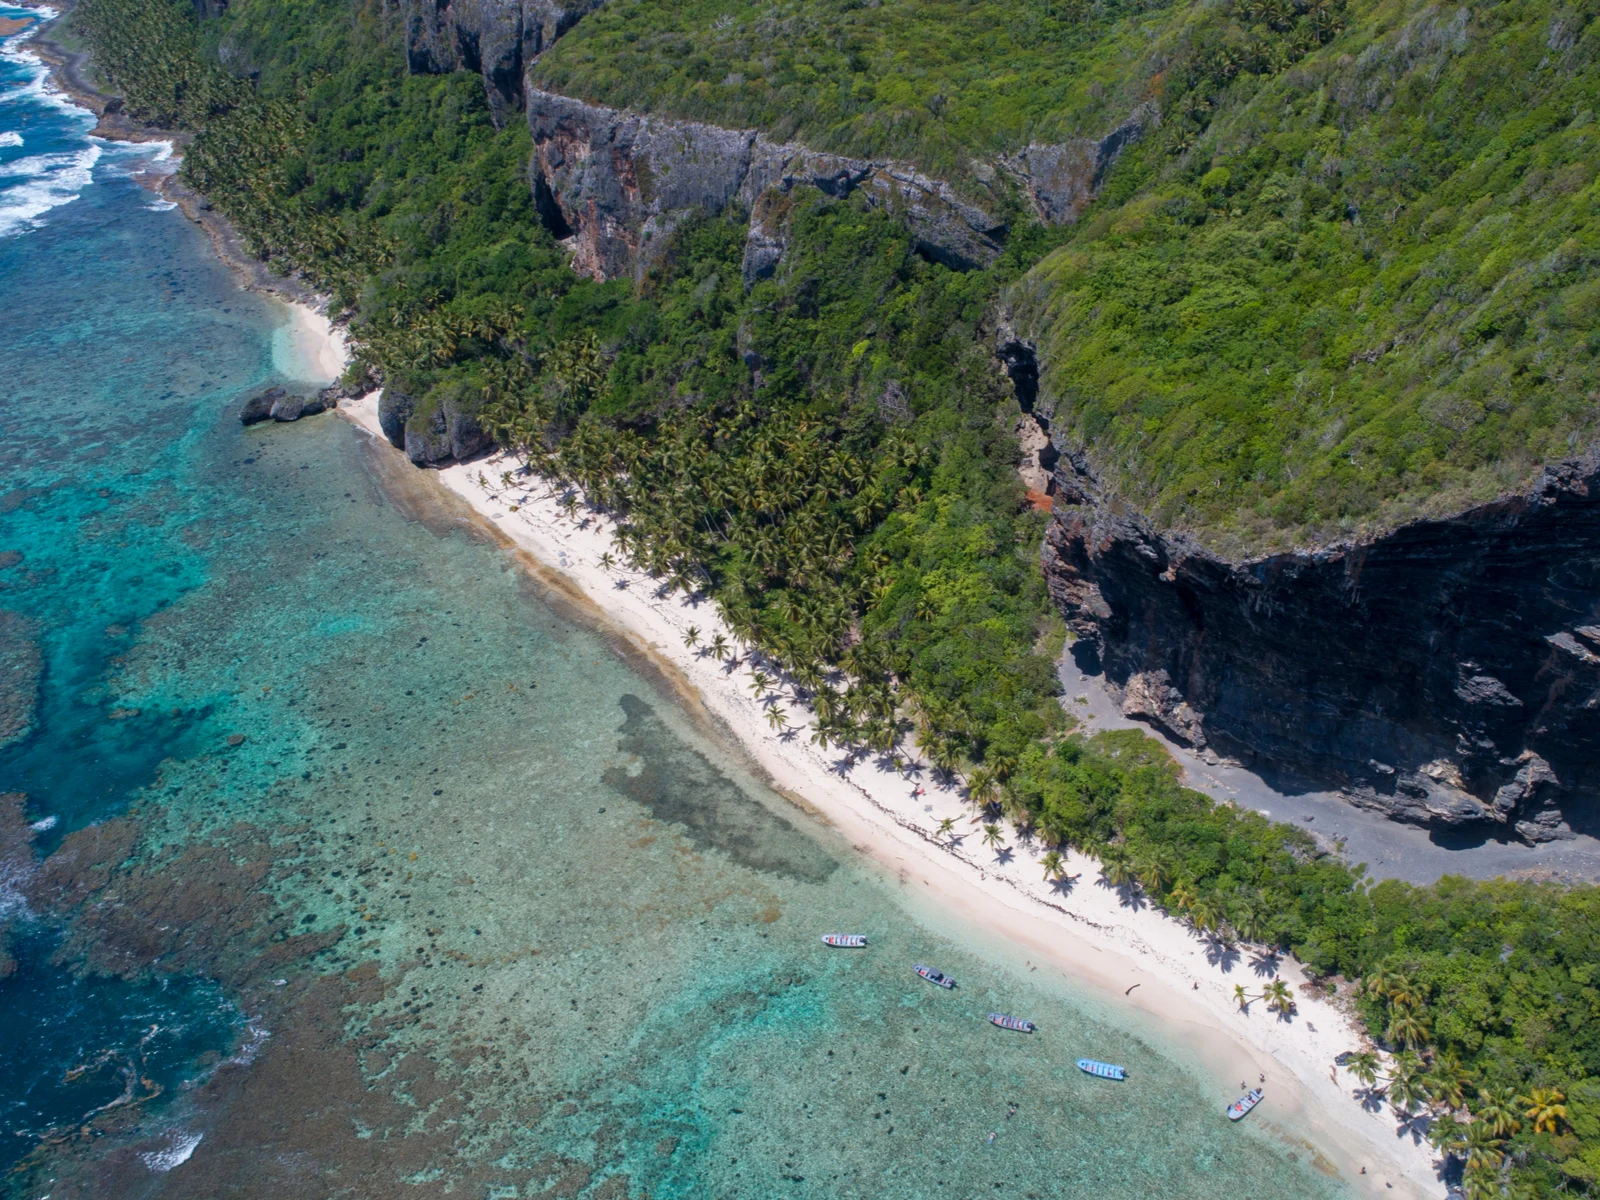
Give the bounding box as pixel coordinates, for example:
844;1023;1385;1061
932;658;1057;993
1041;446;1600;844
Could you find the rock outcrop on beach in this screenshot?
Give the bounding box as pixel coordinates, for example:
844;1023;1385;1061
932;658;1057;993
1042;450;1600;843
376;389;489;467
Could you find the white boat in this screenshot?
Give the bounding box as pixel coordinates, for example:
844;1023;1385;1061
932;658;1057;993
988;1013;1035;1033
1227;1088;1264;1120
1076;1058;1126;1081
821;933;867;948
914;964;956;988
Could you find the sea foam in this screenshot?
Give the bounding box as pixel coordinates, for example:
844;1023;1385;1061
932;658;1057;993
138;1131;203;1172
0;143;100;237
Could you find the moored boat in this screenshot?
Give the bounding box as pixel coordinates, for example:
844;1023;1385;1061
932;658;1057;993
821;933;868;948
1227;1087;1264;1120
987;1013;1035;1033
1076;1058;1126;1081
914;964;956;988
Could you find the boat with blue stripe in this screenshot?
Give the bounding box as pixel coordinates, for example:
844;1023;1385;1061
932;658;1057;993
1076;1058;1127;1081
988;1013;1035;1033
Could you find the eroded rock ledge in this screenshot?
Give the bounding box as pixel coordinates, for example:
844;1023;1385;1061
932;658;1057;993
1043;450;1600;843
397;2;1154;281
525;88;1152;284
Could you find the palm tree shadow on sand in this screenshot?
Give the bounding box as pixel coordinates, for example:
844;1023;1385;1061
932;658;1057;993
1093;874;1147;911
1249;950;1282;978
1204;937;1242;973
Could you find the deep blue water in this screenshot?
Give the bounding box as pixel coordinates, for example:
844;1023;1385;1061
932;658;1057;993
0;6;277;1167
0;9;1361;1195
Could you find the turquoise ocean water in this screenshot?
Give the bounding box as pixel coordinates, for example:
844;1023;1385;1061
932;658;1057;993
0;9;1355;1196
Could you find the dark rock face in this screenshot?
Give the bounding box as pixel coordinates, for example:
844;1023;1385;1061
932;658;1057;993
404;409;455;467
377;389;415;450
239;386;335;425
239;387;283;425
1003;104;1157;225
1044;451;1600;843
398;394;489;467
404;0;608;122
526;88;1011;283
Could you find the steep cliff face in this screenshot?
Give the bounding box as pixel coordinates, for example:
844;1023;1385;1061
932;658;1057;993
525;88;1011;283
403;0;607;122
525;89;1155;284
1002;105;1159;226
1043;451;1600;843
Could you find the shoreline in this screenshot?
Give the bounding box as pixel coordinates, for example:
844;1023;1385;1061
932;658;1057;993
25;4;330;314
21;14;1441;1193
336;393;1444;1200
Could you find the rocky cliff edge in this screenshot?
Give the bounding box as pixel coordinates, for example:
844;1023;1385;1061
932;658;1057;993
1043;446;1600;844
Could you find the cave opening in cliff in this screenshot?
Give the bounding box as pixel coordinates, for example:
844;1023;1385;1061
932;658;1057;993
532;175;574;241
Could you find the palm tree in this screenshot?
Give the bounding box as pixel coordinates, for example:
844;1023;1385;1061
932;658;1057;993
1475;1087;1522;1137
1101;853;1135;891
683;626;701;651
1263;977;1295;1016
981;823;1006;852
1168;880;1198;913
709;633;729;661
1040;850;1064;881
1190;898;1221;935
1425;1055;1470;1113
598;551;616;571
1346;1051;1381;1091
1519;1086;1567;1134
1362;967;1398;1002
1387;974;1426;1011
967;767;999;813
937;817;956;842
1385;1005;1431;1052
1233;984;1251;1011
765;707;790;733
1386;1053;1428;1116
1461;1121;1505;1177
1133;852;1170;895
749;670;773;698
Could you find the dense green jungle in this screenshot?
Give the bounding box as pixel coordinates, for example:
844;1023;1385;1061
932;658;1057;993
67;0;1600;1192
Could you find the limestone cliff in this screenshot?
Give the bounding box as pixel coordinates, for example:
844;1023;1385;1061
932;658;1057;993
524;89;1154;285
404;0;608;122
1042;447;1600;843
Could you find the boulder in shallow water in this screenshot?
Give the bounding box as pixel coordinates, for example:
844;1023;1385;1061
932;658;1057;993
239;386;285;425
240;386;333;424
268;392;331;422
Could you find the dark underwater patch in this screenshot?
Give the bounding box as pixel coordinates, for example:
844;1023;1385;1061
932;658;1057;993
603;693;837;885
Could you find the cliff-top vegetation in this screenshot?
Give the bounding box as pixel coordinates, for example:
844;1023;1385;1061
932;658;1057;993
538;0;1600;552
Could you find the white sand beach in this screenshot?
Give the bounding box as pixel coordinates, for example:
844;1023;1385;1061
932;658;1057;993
271;299;347;386
336;389;1445;1199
